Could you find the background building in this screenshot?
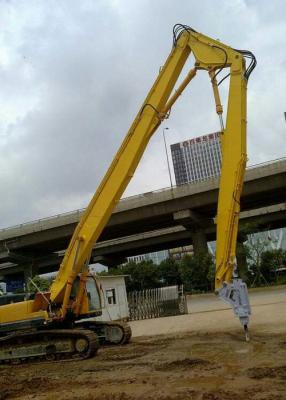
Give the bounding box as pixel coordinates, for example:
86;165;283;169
171;132;222;185
169;245;193;260
127;250;169;265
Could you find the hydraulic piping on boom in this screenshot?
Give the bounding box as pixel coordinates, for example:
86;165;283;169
0;24;256;363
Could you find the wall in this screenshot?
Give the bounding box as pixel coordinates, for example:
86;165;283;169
96;275;129;321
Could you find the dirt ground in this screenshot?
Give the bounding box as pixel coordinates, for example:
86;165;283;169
0;287;285;400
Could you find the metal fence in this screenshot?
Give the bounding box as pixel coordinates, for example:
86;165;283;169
127;285;188;321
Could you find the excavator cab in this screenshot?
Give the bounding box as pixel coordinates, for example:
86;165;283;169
86;276;102;312
75;275;132;345
70;274;103;319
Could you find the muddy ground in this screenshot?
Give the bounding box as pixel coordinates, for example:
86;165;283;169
0;329;285;400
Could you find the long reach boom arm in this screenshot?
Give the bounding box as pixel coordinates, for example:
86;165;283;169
51;25;256;334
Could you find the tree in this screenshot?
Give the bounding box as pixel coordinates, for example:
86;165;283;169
207;262;216;291
179;252;214;292
158;258;181;286
105;260;161;292
246;233;270;286
27;275;51;293
236;222;259;283
260;249;286;283
103;252;217;293
236;240;251;283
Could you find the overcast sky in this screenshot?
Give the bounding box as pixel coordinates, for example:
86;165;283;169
0;0;285;228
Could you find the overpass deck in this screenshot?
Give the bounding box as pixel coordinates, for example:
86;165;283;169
0;157;285;274
1;157;286;240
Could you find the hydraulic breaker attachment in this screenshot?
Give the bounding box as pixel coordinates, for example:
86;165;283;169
218;277;251;341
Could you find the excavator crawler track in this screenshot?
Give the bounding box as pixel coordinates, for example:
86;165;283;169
0;329;99;364
78;321;132;345
104;321;132;345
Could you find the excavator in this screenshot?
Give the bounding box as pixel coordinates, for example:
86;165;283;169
0;24;256;362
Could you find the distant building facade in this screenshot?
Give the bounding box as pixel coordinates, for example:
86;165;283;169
127;250;169;265
171;132;222;185
169;245;193;260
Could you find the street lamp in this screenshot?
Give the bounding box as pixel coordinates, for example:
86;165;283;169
163;127;173;188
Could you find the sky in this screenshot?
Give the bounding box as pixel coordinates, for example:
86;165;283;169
0;0;285;228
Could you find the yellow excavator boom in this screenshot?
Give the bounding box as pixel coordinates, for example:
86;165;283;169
0;25;255;343
49;25;255;332
0;25;257;363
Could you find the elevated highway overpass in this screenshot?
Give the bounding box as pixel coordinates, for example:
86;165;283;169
0;158;285;278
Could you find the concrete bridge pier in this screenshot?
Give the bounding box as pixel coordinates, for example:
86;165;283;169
192;229;208;256
173;209;209;256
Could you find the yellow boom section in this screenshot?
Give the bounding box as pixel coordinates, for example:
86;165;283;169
215;65;247;289
50;26;249;318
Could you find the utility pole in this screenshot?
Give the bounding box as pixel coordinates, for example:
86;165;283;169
163;127;173;188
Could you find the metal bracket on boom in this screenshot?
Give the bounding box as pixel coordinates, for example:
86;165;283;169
218;277;251;341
